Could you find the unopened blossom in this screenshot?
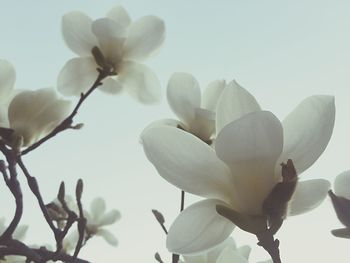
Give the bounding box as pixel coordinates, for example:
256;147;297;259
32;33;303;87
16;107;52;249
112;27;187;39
144;73;226;143
180;237;251;263
58;6;165;104
0;60;71;148
84;197;121;246
0;218;28;263
142;82;335;254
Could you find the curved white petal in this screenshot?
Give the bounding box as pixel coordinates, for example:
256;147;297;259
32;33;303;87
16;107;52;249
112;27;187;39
99;77;123;94
0;60;15;102
167;72;201;125
124;15;165;60
142;126;233;202
182;254;206;263
216;80;261;134
237;245;251;259
188;108;215;142
107;6;131;29
62;11;98;56
288;179;330;216
90;197;106;222
140;119;185;143
96;229;118;246
167;199;234;255
118;62;161;104
215;111;283;215
99;210;121;226
217;247;248;263
91;18;126;63
57;57;99;96
8;88;71;146
334;171;350;199
279;95;335;175
206;237;237;261
201;79;226;112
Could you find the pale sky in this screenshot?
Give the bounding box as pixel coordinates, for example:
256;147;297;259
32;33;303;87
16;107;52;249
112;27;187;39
0;0;350;262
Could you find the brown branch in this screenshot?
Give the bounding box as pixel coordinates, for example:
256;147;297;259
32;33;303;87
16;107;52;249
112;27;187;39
0;239;90;263
0;143;23;241
257;230;282;263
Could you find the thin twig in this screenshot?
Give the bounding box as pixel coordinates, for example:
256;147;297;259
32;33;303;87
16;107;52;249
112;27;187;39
180;190;185;212
22;68;110;155
0;143;23;241
74;179;87;259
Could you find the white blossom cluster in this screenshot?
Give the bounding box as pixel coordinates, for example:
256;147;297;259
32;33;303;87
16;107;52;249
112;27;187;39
1;3;349;263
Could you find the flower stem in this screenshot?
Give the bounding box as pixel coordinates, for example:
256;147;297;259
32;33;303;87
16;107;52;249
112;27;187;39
257;231;282;263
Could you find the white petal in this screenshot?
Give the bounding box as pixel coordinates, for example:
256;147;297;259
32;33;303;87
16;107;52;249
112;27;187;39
188;108;215;142
91;18;126;63
96;229;118;246
167;72;201;125
107;6;131;29
0;60;15;102
142;126;233;202
124;15;165;60
99;77;123;94
62;11;98;56
99;210;121;226
140;119;185;143
215;111;283;215
279;95;335;175
182;254;207;263
216;80;261;134
90;197;106;222
9;88;71;146
237;245;251;259
57;57;99;96
217;247;248;263
288;179;331;216
13;225;28;240
201;79;226;111
167;199;234;254
334;171;350;199
257;260;273;263
207;237;237;261
118;62;161;104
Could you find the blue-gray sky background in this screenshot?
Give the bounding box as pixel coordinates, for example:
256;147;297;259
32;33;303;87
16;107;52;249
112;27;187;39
0;0;349;262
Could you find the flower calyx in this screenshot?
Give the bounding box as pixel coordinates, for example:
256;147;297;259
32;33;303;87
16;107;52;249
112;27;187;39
329;190;350;238
92;46;117;76
216;205;267;235
263;159;298;235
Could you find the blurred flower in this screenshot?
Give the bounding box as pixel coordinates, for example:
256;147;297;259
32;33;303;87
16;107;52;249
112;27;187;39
84;197;121;246
8;88;71;147
143;73;226;143
58;5;165;104
0;218;28;263
0;60;71;148
180;237;251;263
142;82;335;254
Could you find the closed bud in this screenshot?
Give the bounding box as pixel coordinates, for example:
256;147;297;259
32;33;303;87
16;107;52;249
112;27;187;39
76;179;84;201
58;181;65;203
152;209;165;224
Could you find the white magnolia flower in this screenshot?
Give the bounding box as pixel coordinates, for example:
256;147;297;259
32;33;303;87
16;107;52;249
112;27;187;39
142;82;335;254
144;73;226;143
84;197;121;246
333;171;350;200
180;237;251;263
0;218;28;263
0;60;71;148
58;6;165;104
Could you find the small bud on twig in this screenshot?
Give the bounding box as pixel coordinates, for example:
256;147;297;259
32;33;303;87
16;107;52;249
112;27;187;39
76;179;83;201
58;182;65;203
